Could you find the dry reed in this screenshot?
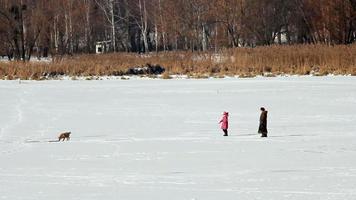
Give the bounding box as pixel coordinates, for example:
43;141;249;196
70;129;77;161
0;44;355;80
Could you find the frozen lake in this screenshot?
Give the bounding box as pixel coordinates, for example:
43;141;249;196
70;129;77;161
0;76;356;200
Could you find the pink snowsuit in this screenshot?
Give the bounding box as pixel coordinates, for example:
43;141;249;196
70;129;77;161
219;112;229;130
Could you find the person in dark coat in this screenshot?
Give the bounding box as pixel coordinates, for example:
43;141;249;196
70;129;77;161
258;107;268;137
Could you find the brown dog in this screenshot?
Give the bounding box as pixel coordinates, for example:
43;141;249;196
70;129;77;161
58;132;71;141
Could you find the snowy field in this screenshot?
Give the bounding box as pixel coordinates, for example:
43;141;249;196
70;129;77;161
0;76;356;200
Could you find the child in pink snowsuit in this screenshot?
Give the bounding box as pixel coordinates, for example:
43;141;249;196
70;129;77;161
219;112;229;136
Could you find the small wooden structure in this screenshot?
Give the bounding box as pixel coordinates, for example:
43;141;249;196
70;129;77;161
95;40;111;54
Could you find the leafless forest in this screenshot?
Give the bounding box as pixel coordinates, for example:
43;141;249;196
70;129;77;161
0;0;355;79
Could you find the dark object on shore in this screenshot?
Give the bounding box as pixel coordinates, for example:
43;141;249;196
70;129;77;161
42;71;65;78
258;107;268;137
126;64;165;75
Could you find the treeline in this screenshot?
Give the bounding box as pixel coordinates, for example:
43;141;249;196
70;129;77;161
0;0;355;61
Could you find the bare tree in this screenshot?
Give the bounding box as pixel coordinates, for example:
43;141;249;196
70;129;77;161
95;0;117;51
1;0;355;57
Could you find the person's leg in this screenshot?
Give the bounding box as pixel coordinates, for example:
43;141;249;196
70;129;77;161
259;122;267;134
223;129;228;136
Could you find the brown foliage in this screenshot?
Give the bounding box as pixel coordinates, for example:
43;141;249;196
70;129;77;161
0;44;355;80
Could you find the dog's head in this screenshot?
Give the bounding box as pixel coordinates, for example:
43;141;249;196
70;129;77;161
59;132;71;136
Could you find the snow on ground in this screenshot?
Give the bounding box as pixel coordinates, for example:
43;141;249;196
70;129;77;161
0;76;356;200
0;56;52;63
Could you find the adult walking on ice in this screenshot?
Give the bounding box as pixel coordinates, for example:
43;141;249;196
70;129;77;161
219;112;229;136
258;107;268;137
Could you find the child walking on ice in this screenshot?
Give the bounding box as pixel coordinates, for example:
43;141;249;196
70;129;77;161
219;112;229;136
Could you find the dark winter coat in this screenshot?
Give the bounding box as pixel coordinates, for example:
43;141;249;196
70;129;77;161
258;111;268;134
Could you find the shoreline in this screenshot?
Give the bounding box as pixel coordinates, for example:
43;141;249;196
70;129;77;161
0;74;355;82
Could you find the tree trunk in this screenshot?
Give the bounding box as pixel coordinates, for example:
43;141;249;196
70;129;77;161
202;23;207;51
64;11;69;54
69;8;73;54
123;0;131;52
84;0;91;53
158;0;166;51
139;0;149;52
155;23;158;52
19;0;26;61
54;15;59;54
110;0;116;51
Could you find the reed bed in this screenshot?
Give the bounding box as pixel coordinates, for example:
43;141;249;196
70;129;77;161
0;44;355;80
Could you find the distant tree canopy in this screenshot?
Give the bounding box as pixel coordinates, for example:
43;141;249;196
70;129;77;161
0;0;355;60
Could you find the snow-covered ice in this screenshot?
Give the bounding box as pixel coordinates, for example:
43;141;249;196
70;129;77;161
0;76;356;200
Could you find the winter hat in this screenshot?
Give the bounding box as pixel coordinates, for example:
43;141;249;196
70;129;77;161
223;111;229;115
